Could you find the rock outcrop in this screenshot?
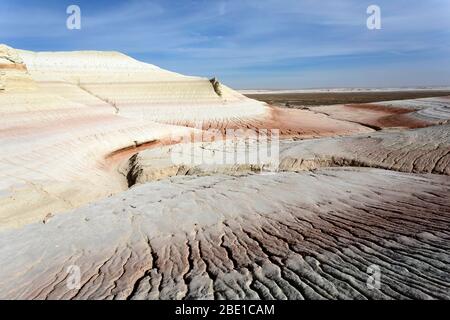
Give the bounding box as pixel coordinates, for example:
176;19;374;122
0;168;448;299
0;45;370;227
0;44;449;300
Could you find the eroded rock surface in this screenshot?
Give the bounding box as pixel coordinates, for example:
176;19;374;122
0;45;369;228
0;45;449;300
310;96;450;129
0;168;448;300
122;124;450;185
279;124;450;175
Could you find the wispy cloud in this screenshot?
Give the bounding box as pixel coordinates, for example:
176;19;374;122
1;0;449;88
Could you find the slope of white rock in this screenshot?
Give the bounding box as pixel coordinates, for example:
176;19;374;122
0;44;269;227
0;44;375;227
1;44;449;300
116;123;449;187
17;48;266;122
0;168;448;299
374;96;450;122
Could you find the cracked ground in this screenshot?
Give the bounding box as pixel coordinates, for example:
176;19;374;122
0;168;449;299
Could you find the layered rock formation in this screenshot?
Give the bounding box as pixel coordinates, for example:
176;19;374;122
0;168;448;299
0;44;449;300
0;45;370;228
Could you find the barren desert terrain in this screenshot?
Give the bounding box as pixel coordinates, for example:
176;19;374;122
0;44;449;299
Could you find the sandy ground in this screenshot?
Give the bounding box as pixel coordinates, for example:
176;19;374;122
0;44;449;300
245;91;450;106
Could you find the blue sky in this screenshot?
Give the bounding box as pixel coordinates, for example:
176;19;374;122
1;0;449;89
